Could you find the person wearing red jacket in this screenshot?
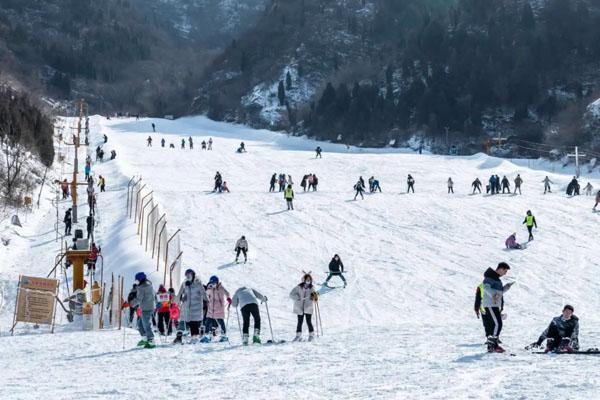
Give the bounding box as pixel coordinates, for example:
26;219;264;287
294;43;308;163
169;288;180;334
155;285;172;336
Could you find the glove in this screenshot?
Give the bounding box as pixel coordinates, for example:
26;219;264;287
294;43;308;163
263;296;268;302
525;342;540;350
226;297;232;305
310;292;319;301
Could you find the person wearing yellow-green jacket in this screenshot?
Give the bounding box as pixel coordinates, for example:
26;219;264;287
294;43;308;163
284;184;294;211
523;210;537;241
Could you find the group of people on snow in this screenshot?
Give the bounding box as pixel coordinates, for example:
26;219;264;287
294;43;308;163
485;174;523;195
300;174;319;192
270;173;293;192
213;171;230;193
147;135;213;151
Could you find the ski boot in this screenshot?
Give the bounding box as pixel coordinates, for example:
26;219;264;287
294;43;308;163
486;336;499;353
252;329;261;344
144;339;156;349
242;334;249;346
200;335;211;343
137;339;148;347
219;335;229;343
293;333;302;342
172;332;183;345
308;332;316;342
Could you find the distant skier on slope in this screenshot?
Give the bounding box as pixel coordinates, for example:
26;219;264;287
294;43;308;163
447;177;454;194
213;172;223;192
514;174;523;195
232;286;267;345
235;236;248;263
324;254;347;288
202;276;231;343
181;138;186;149
208;138;213;150
353;179;365;200
505;233;522;250
290;273;319;342
151;123;156;132
583;182;593;196
528;305;579;353
479;262;513;353
407;174;415;193
542;176;553;194
188;137;193;150
315;146;322;158
523;210;537;241
472;178;482;194
132;272;156;348
284;184;295;210
567;176;580;196
147;136;152;147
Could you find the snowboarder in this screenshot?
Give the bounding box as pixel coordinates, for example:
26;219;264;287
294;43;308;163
407;174;415;193
583;182;593;196
269;174;277;192
528;305;579;353
472;178;482;194
514;174;523;195
173;269;208;344
479;262;513;353
542;176;553;194
202;276;231;343
315;146;322;158
98;175;106;192
64;208;72;236
523;210;537;241
447;177;454;194
161;138;165;148
353;179;365;200
501;176;510;194
595;190;600;211
505;233;522;250
284;184;294;210
188;137;193;150
324;254;347;288
147;136;152;147
208;138;213;150
132;272;156;348
235;236;248;263
289;273;319;342
232;286;267;345
155;285;172;336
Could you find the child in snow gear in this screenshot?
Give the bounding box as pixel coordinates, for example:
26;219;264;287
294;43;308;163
174;269;208;344
202;276;231;343
529;305;579;353
64;208;72;236
284;184;294;210
315;146;322;158
505;233;522;250
232;287;267;345
156;285;172;336
447;178;454;194
523;210;537;241
132;272;156;348
514;175;523;195
354;180;365;200
407;174;415;193
290;273;318;341
480;262;513;352
472;178;482;194
221;181;230;193
325;254;347;287
235;236;248;263
542;176;553;194
170;295;180;333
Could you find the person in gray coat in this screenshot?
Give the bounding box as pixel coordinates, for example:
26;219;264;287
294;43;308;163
132;272;155;348
480;262;513;353
173;268;208;344
232;287;267;345
289;273;319;342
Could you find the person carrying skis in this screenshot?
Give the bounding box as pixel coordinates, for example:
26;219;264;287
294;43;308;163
97;175;106;192
235;236;248;263
523;210;537;241
354;179;365;200
269;174;277;192
472;178;482;194
480;262;513;352
232;286;267;345
161;138;165;147
324;254;347;288
315;146;322;158
64;208;72;236
132;272;156;348
147;136;152;147
202;276;232;343
284;184;294;210
407;174;415;193
505;233;522;250
595;190;600;211
528;305;579;353
173;269;208;344
583;182;593;196
501;176;510;194
514;174;523;195
542;176;553;194
289;273;319;342
447;177;454;194
156;284;172;336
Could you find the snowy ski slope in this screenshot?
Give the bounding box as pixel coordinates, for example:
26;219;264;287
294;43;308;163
1;115;600;399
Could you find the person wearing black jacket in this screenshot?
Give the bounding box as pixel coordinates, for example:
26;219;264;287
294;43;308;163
127;284;138;325
324;254;347;288
64;208;72;236
528;305;579;353
269;174;277;192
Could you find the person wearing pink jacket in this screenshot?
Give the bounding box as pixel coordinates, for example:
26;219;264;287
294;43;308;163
201;275;232;343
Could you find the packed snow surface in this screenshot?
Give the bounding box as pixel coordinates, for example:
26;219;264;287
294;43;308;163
1;115;600;399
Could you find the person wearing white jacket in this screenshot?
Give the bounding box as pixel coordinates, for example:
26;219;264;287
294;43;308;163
289;273;319;341
235;236;248;263
232;287;267;345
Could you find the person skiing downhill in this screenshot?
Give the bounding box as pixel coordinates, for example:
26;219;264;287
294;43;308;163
284;184;294;210
472;178;482;194
542;176;553;194
354;179;365;200
523;210;537;241
479;262;513;353
447;177;454;194
289;273;319;342
505;233;522;250
407;174;415;193
202;276;232;343
528;305;579;353
132;272;156;348
324;254;347;288
173;269;208;344
235;236;248;263
514;174;523;195
232;286;267;345
595;190;600;211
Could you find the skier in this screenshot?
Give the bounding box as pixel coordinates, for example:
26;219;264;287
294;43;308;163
147;136;152;147
447;177;454;194
269;174;277;192
505;233;522;250
103;134;108;143
202;276;231;343
542;176;553;194
407;174;415;193
583;182;593;196
353;179;365;200
127;283;138;326
324;254;347;288
501;176;510;194
64;208;72;236
87;242;99;273
98;175;106;192
161;138;165;148
523;210;537;241
84;163;91;181
284;184;295;210
208;138;213;150
201;140;207;150
232;286;267;345
315;146;322;158
86;214;94;239
488;175;496;194
368;176;374;192
156;284;172;336
213;172;223;192
514;174;523;195
595;190;600;211
188;137;193;150
151;123;156;132
173;269;208;344
479;262;513;352
132;272;156;348
234;235;248;263
528;305;579;353
472;178;482;194
181;139;185;149
300;175;308;192
289;273;319;342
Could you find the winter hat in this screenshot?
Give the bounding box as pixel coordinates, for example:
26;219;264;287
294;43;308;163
497;262;510;270
563;305;574;312
209;275;219;284
185;268;195;277
158;285;166;293
135;272;147;281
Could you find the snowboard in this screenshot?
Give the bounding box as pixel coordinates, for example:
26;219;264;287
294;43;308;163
532;349;600;355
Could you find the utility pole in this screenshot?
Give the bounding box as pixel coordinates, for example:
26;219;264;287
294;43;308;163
567;146;586;178
72;99;86;223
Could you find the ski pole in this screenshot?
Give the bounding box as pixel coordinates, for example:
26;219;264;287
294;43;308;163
235;306;243;342
316;300;323;337
264;301;274;343
225;306;232;345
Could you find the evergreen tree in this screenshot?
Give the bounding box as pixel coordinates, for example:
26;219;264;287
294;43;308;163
278;80;286;107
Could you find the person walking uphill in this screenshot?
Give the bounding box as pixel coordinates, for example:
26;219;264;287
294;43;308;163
173;269;208;344
523;210;537;241
325;254;347;288
480;262;514;353
284;184;294;210
132;272;156;348
201;276;231;343
290;273;319;342
232;286;267;345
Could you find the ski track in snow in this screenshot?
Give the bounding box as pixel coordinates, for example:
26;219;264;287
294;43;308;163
1;115;600;399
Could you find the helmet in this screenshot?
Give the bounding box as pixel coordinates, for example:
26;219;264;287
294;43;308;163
184;268;195;276
135;272;146;281
209;275;219;284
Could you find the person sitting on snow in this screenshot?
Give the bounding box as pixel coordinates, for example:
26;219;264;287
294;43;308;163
528;305;579;353
505;233;522;250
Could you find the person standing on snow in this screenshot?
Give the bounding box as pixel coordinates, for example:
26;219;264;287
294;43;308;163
371;178;382;193
501;176;511;194
64;208;72;236
479;262;513;353
127;283;138;326
583;182;593;196
151;123;156;132
407;174;415;193
528;305;579;353
353;179;365;200
181;138;186;149
213;172;223;192
147;136;152;147
98;175;106;192
472;178;482;194
155;284;172;336
300;175;308;192
278;173;286;192
232;286;267;345
290;273;319;342
86;214;94;239
514;174;523;195
132;272;156;348
523;210;537;241
169;289;180;333
447;177;454;194
315;146;322;158
84;163;91;181
202;276;232;343
235;235;248;263
208;138;213;150
201;140;207;150
324;254;347;288
542;176;553;194
594;190;600;211
188;137;193;150
284;184;295;210
269;173;277;192
161;138;165;148
173;269;208;344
